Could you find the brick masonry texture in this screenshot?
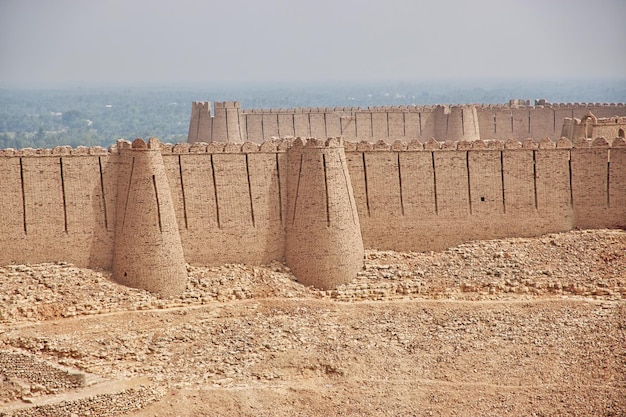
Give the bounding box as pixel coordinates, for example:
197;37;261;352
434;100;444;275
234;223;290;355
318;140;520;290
111;138;188;297
285;138;364;289
188;101;626;144
0;133;625;294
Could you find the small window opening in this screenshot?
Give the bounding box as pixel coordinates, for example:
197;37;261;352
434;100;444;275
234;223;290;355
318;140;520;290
619;128;625;138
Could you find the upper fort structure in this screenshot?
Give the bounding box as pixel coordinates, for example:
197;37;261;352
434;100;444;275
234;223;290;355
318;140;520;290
0;100;625;296
188;100;626;144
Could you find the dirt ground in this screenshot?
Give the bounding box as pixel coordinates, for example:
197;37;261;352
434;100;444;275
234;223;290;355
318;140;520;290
1;229;625;416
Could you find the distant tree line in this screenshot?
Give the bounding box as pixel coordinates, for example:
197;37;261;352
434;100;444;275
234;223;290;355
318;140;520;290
1;80;624;149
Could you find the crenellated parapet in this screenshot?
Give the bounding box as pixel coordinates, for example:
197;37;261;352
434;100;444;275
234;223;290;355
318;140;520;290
0;145;110;157
0;134;625;295
188;102;484;144
188;101;626;145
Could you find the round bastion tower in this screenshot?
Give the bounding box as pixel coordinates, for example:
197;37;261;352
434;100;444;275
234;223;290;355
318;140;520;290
112;138;188;297
285;137;364;289
433;105;480;141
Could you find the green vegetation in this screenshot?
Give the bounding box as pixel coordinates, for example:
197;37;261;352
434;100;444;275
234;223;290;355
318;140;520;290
1;80;625;149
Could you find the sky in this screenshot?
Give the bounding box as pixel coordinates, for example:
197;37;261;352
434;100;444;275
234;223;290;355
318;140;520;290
1;0;625;85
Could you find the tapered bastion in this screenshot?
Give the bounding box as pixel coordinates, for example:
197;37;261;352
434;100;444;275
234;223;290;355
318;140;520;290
285;137;364;289
112;138;188;297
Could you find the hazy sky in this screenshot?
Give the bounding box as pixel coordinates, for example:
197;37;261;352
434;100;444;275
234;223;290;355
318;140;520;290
1;0;625;85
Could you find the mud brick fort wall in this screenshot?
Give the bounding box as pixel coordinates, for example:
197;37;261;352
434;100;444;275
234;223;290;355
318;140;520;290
1;100;626;294
188;101;626;144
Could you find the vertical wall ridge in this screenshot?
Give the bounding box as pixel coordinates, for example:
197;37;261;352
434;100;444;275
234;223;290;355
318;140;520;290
59;157;68;233
98;157;109;231
19;157;27;234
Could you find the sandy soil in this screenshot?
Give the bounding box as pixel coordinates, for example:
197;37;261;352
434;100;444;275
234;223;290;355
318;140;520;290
1;229;625;416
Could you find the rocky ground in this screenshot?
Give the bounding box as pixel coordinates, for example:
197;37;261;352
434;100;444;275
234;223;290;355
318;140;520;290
0;229;625;416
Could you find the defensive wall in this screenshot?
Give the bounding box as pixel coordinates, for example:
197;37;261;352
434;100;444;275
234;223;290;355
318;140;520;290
1;136;625;295
188;101;626;144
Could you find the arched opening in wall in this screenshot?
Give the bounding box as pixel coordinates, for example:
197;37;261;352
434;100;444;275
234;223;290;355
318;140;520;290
585;120;593;138
619;128;625;138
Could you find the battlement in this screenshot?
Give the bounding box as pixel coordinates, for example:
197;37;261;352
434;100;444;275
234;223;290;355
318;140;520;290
0;146;110;157
1;132;625;295
4;135;624;159
188;101;626;145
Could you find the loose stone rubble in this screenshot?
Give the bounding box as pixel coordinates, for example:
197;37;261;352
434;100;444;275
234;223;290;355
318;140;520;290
0;229;624;416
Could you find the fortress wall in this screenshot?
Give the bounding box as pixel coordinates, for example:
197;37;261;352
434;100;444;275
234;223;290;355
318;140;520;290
570;146;610;229
344;151;369;220
535;149;572;214
432;151;470;217
468;151;504;216
161;146;285;265
245;113;263;142
278;113;295;137
262;113;279;138
420;110;436;139
554;108;575;135
1;135;624;276
356;112;372;139
195;102;626;144
22;157;66;236
188;102;212;143
371;111;389;140
325;112;342;137
588;105;626;119
188;103;200;143
211;105;228;142
310;112;326;138
476;108;496;138
342;139;598;252
0;152;116;268
494;109;513;138
502;150;536;214
388;112;405;140
571;106;592;119
404;111;421;138
62;156;107;234
61;155;114;268
340;116;357;141
528;108;555;139
511;109;529;138
398;151;437;217
197;103;213;143
213;153;254;228
227;105;244;142
363;152;403;217
609;146;626;227
162;153;189;260
440;107;480;141
293;113;311;138
0;157;25;237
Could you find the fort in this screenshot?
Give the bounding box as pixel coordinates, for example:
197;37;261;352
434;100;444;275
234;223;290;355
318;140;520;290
561;111;626;141
0;100;625;296
187;100;626;143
